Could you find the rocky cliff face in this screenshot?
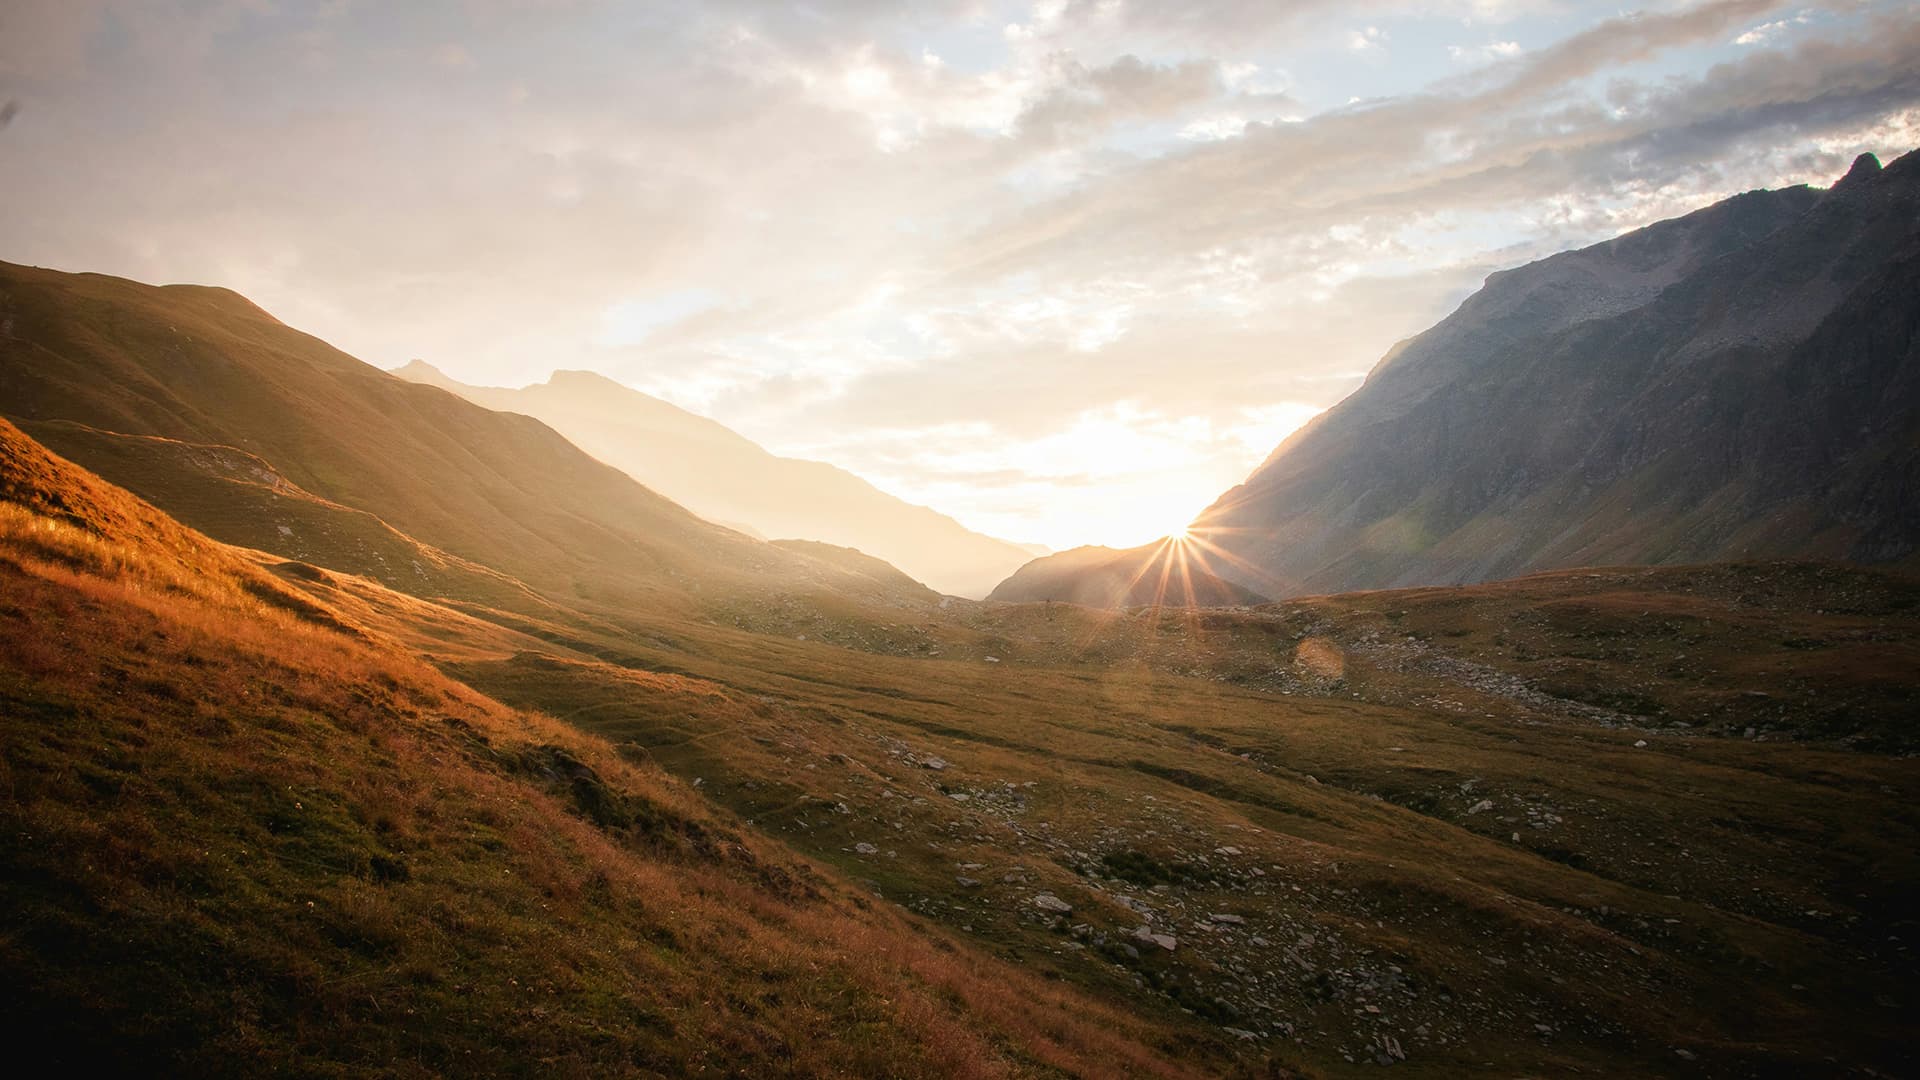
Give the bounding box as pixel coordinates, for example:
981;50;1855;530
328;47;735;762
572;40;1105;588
1191;151;1920;597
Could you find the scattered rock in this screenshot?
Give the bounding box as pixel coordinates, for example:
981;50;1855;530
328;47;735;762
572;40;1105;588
1376;1034;1405;1063
1131;925;1177;950
853;842;878;855
1033;893;1073;915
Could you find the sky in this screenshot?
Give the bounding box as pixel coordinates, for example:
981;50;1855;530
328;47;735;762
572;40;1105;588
3;0;1918;550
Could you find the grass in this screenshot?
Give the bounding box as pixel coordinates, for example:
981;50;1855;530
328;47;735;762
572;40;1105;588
406;563;1917;1077
0;419;1211;1078
0;259;948;628
3;256;1917;1076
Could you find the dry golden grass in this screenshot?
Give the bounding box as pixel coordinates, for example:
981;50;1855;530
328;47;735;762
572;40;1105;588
8;410;1918;1077
0;419;1214;1078
424;560;1919;1077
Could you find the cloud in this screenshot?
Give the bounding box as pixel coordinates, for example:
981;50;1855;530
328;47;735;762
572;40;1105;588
1348;26;1387;52
1448;40;1523;64
1013;55;1225;146
0;0;106;81
931;0;1880;285
0;0;1913;547
432;42;476;70
1735;10;1813;45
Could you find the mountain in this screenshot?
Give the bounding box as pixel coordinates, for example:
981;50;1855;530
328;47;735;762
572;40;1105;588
986;537;1266;607
0;261;935;619
393;361;1038;598
1184;150;1920;597
0;416;1195;1075
7;398;1919;1075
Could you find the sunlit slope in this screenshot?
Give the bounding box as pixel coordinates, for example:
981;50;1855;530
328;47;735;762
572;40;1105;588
1194;152;1920;596
16;416;551;612
0;261;932;615
989;536;1267;608
395;362;1037;598
0;418;1203;1077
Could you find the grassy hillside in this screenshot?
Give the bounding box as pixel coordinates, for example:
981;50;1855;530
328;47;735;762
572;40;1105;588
17;417;551;613
263;509;1920;1075
0;419;1206;1077
4;292;1916;1076
0;261;935;621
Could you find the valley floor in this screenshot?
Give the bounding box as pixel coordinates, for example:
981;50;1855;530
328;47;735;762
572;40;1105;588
3;417;1915;1076
329;553;1920;1077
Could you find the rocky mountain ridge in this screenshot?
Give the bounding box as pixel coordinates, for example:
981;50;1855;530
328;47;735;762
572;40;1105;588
1188;150;1920;596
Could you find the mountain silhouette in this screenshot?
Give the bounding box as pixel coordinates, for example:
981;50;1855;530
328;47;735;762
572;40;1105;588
393;362;1038;598
1183;151;1920;597
987;538;1266;608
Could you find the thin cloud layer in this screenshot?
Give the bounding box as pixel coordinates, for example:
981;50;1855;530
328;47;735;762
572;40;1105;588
2;0;1914;549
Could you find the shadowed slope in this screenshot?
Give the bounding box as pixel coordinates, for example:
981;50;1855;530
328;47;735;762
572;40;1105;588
0;261;931;615
1193;151;1920;596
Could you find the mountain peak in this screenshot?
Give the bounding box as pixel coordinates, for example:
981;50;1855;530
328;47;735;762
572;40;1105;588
391;359;463;390
546;369;623;388
1842;152;1883;185
393;358;446;378
1192;157;1920;595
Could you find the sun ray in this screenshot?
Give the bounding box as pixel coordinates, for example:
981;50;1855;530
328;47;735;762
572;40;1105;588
1181;530;1291;597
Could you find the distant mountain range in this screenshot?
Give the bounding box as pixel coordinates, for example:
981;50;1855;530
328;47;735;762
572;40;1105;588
392;362;1037;599
1003;150;1920;604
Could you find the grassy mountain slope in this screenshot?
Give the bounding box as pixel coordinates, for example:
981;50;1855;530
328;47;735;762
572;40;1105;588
1191;151;1920;597
393;362;1038;598
6;398;1918;1074
0;261;931;618
0;417;1201;1077
432;569;1918;1077
251;473;1920;1078
4;253;1916;1077
16;416;549;612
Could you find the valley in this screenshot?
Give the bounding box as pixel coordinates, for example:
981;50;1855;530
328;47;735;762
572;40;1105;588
2;150;1915;1078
